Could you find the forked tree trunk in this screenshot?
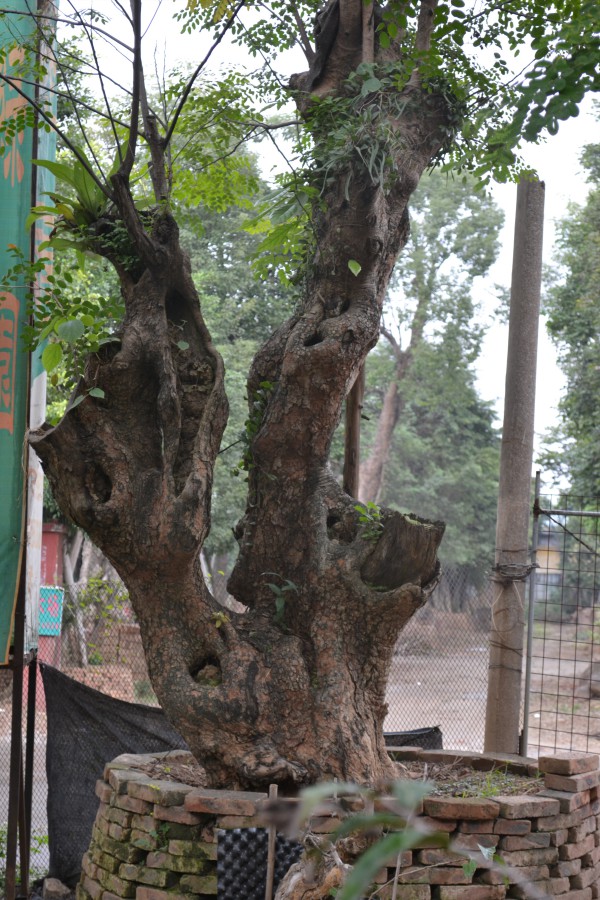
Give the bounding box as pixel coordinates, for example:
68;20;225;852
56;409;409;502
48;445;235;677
30;0;450;789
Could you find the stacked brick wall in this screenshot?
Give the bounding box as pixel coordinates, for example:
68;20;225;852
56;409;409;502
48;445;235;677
76;749;600;900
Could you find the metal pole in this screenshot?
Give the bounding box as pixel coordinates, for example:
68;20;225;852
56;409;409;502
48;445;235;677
521;471;541;756
6;562;27;900
484;180;545;753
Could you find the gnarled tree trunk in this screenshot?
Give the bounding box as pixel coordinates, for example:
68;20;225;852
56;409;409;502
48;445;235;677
30;0;450;789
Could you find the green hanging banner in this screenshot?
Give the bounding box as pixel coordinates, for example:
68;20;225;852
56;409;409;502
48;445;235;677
0;5;37;665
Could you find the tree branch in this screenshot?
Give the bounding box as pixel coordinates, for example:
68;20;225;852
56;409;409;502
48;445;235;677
163;0;246;149
0;71;113;201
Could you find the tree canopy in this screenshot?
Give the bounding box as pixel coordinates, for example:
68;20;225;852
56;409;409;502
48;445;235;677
0;0;598;805
542;134;600;496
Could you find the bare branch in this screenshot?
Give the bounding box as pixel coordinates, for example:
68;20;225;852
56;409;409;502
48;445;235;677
64;0;123;167
164;0;246;149
0;70;113;200
0;8;134;52
119;0;142;180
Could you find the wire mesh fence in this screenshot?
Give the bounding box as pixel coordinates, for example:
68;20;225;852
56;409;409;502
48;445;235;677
385;568;494;751
524;491;600;756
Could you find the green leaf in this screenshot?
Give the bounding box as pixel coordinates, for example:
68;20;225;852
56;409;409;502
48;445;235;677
360;76;383;96
348;259;362;277
66;394;85;413
56;318;85;343
88;387;105;399
177;340;190;350
41;343;63;373
337;830;431;900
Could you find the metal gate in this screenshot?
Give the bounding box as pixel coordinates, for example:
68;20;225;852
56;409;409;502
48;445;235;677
522;476;600;756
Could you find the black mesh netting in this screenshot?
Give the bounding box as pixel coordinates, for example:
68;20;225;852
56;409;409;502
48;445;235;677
40;663;187;887
384;726;443;749
217;828;303;899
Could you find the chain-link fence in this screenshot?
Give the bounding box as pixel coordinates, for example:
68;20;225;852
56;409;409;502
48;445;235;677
385;567;494;751
523;490;600;756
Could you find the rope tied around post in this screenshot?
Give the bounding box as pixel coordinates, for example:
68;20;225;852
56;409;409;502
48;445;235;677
490;562;538;585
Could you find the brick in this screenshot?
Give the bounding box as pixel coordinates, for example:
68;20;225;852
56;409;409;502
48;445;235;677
437;888;506;899
95;802;109;822
423;797;500;821
134;867;179;888
128;779;195;807
76;884;93;900
212;815;263;830
106;807;133;827
417;849;467;865
119;863;141;881
93;852;121;874
417;816;457;833
458;821;496;834
536;804;592;831
559;890;593;900
178;875;218;895
480;865;550;884
499;833;551;851
152;806;205;826
451;834;498;852
96;869;137;897
569;818;597;842
545;771;600;793
546;878;575;895
93;817;110;838
507;878;571;897
377;886;431;900
130;832;159;852
81;876;103;900
95;780;113;803
493;820;531;835
146;852;211;875
106;767;147;796
131;814;157;833
92;834;146;864
411;867;475;885
541;788;591;813
499;846;559;867
184;788;266;816
310;815;343;833
113;795;153;815
551;858;582;877
495;796;560;819
572;861;600;890
134;890;172;900
107;823;131;842
538;752;600;776
559;834;595;860
167;840;217;859
583;845;600;866
551;828;569;846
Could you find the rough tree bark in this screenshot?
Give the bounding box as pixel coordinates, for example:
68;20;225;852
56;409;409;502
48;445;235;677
29;0;450;790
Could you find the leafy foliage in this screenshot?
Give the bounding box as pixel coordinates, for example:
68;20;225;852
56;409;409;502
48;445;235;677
542;136;600;494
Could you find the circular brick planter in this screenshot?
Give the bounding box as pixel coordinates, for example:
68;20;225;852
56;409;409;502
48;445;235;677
76;748;600;900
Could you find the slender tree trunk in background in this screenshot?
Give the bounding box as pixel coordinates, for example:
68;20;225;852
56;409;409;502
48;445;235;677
63;531;87;667
343;366;365;497
359;378;399;503
484;179;545;754
30;0;450;789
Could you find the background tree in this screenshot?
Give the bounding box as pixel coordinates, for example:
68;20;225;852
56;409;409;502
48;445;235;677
1;0;598;791
358;168;502;507
542;136;600;496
